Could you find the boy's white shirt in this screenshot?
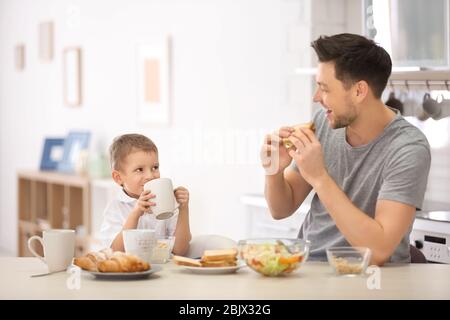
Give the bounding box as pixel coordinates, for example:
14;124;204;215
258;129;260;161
99;189;178;248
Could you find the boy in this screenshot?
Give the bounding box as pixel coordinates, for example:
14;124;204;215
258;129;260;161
100;134;191;255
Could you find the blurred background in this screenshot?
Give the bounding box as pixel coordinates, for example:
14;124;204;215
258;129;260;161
1;0;449;261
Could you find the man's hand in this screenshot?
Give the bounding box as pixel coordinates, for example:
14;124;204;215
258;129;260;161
133;189;156;216
174;186;189;209
260;127;295;175
287;128;327;187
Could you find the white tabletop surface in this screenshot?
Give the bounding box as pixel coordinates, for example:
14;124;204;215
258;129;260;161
1;257;450;299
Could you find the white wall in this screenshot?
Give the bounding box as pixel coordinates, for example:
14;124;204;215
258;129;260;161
0;0;315;254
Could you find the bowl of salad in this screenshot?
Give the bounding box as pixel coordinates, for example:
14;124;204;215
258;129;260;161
238;238;310;277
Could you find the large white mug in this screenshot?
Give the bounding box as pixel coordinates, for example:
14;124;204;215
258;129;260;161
144;178;178;220
123;229;156;263
27;229;75;273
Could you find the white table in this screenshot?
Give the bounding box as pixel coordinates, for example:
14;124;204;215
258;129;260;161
1;257;450;299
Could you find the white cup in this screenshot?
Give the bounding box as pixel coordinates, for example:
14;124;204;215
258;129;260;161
27;229;75;273
144;178;178;220
123;229;156;263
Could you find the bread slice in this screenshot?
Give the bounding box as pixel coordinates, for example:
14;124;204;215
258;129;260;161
173;255;202;267
201;249;238;262
282;122;316;149
201;259;237;268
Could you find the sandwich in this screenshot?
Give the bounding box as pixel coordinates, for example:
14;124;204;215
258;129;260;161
282;122;316;150
200;248;238;267
173;248;238;268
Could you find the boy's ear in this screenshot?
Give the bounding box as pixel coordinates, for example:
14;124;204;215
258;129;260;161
111;170;123;186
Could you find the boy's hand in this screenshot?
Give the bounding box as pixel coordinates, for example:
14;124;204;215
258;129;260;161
174;187;189;208
133;189;156;216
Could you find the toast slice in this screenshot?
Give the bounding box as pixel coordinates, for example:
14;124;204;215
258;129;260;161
173;255;202;267
201;259;237;268
201;248;238;262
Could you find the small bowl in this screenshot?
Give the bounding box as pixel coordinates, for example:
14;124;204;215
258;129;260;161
326;247;371;276
238;238;310;277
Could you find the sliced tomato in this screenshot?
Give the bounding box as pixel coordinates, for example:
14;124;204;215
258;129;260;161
251;258;263;267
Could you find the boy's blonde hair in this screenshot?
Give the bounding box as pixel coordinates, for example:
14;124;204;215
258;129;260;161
109;134;158;170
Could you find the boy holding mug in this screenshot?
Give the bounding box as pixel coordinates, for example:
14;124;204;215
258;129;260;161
100;134;191;255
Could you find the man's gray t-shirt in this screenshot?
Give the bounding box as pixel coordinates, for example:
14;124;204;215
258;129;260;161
292;108;431;263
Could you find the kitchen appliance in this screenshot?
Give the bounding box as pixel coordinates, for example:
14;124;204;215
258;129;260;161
411;211;450;264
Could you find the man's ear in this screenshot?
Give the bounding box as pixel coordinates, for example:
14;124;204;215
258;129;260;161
354;80;369;102
112;170;123;186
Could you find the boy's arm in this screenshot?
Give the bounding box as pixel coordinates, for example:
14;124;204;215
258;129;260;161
110;190;154;251
172;204;191;256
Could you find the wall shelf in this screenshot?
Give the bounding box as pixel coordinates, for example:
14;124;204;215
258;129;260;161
390;69;450;81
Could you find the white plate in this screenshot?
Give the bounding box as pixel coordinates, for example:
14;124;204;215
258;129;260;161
85;265;162;280
180;263;246;275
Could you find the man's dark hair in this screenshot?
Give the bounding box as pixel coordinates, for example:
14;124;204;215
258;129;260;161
311;33;392;98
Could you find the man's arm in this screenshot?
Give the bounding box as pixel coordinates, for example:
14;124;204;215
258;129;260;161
265;168;313;220
314;175;415;266
288;128;420;266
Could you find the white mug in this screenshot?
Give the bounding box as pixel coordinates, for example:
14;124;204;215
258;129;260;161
123;229;156;263
144;178;178;220
27;229;75;273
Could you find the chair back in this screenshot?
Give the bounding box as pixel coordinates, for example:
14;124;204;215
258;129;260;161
185;234;237;259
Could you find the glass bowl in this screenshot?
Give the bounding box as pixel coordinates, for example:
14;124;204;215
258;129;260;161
151;236;175;264
237;238;310;277
326;247;371;276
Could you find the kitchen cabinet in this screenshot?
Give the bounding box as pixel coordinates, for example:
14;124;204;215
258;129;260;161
17;171;118;256
364;0;449;68
17;170;90;257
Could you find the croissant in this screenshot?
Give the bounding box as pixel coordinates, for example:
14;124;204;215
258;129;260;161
74;249;150;273
73;256;98;272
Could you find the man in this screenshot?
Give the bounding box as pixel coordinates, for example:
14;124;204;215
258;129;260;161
261;33;430;265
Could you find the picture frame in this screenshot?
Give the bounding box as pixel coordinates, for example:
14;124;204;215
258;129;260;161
136;37;171;125
39;138;65;171
57;131;91;174
63;47;82;107
15;44;25;71
39;21;54;62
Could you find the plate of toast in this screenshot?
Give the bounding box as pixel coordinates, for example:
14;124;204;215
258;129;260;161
173;248;245;274
73;248;162;280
